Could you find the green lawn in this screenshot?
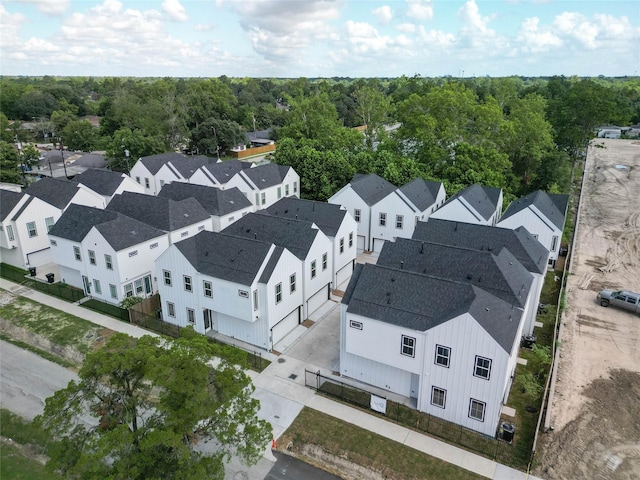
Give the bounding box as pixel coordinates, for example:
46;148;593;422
1;443;61;480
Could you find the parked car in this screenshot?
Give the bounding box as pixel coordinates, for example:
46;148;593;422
597;289;640;313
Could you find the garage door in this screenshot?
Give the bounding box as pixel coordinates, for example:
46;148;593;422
357;235;365;252
307;283;330;317
27;247;53;268
372;238;386;253
335;262;353;290
271;307;300;345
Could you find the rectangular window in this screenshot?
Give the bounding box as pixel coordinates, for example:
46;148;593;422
124;283;133;297
275;283;282;304
187;308;195;324
349;320;363;330
354;209;361;222
93;279;102;294
322;252;328;270
293;181;298;193
145;178;150;188
396;215;403;229
255;193;260;205
163;270;172;286
105;254;113;270
261;192;266;205
311;260;317;278
340;238;344;254
183;275;192;292
469;399;486;422
26;221;37;238
551;235;558;252
45;216;55;232
238;290;249;298
203;280;213;298
128;250;138;257
277;186;282;199
435;345;450;367
431;387;446;409
285;184;290;196
401;335;416;357
253;289;259;311
73;246;81;261
7;225;14;241
160;180;165;187
109;284;117;299
144;275;152;294
290;273;296;293
167;302;175;317
349;232;353;248
379;213;386;227
136;176;141;184
134;279;143;294
474;356;492;380
88;250;96;265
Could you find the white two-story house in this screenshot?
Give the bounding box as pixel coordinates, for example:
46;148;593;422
72;168;145;205
129;153;214;195
430;184;503;227
157;182;253;232
223;163;300;210
265;197;358;290
189;159;254;188
222;212;333;318
155;231;303;350
497;190;569;268
48;204;169;303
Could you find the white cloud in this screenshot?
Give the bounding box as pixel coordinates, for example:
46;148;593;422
457;0;503;51
0;5;26;51
162;0;188;22
372;5;392;24
406;0;433;21
417;26;455;48
396;22;416;33
195;23;213;32
11;0;70;15
344;20;391;54
517;17;562;52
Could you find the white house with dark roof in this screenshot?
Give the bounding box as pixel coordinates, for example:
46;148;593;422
189;159;254;188
48;204;169;303
72;168;144;205
497;190;569;268
430;184;503;227
107;192;213;244
340;262;525;437
25;177;106;211
157;182;253;231
223;162;299;210
155;231;303;350
265;197;358;290
413;219;549;335
129;153;215;195
222;212;333;319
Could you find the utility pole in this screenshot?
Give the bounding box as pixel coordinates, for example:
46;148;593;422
59;137;69;179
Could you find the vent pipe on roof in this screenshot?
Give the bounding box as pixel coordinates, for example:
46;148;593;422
420;242;424;254
254;233;257;240
400;261;404;269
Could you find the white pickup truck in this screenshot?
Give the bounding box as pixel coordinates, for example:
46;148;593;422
597;289;640;314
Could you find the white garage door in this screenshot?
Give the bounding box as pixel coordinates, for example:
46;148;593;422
336;262;353;290
271;307;300;345
307;284;329;317
372;238;386;253
27;247;53;268
357;235;365;252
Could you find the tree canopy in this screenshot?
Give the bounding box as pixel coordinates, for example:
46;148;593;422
35;330;272;480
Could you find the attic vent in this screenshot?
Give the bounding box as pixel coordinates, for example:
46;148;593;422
390;277;395;282
509;261;513;265
245;228;251;233
485;307;490;312
205;251;208;256
467;274;472;280
284;209;288;214
184;213;189;217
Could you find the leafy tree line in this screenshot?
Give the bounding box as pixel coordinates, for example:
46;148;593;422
1;75;638;196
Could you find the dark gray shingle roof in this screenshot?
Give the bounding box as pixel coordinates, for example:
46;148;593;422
71;169;126;196
170;155;214;178
222;212;319;260
440;184;502;221
412;219;548;274
95;216;166;251
24;177;82;209
241;163;292;189
0;189;24;221
265;197;347;237
398;178;442;211
342;263;521;352
107;192;210;231
377;238;533;307
157;182;252;216
349;173;397;206
500;190;569;230
175;231;273;286
199;160;252;184
48;204;119;242
138;152;188;175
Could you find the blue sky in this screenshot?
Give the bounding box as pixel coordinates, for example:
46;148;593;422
1;0;638;77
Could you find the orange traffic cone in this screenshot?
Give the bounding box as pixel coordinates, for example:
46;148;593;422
272;438;277;449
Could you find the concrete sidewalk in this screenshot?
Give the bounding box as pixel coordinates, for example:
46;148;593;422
0;278;544;480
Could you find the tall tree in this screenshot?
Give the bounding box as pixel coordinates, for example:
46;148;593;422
0;141;21;183
35;330;271;480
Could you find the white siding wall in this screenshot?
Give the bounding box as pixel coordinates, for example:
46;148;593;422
111;175;146;199
329;187;371;251
13;199;62;268
214;207;253;232
69;186;107;210
497;208;560;263
370;192;415;245
431;200;488;226
154;165;185;196
129;163;154;195
302;231;333;318
189;168;219;187
332;212;358;289
168;221;212;244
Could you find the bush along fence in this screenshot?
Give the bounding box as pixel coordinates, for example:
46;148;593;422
305;369;532;470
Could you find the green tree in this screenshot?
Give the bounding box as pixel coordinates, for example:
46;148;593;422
21;144;40;169
352;84;390;148
0;141;21;183
35;330;271;480
62;119;98;152
106;127;165;172
0;113;14;143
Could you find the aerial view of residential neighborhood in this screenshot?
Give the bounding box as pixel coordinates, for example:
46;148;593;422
1;1;639;479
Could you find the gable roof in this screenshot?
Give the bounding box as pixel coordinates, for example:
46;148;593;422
169;155;213;179
377;237;532;307
48;204;120;242
198;160;252;184
349;173;397;206
240;163;292;190
174;230;273;286
95;215;166;251
157;182;252;216
265;197;347;237
0;189;24;221
107;192;210;231
500;190;569;230
342;263;521;352
412;219;548;274
71;168;126;196
398;178;442;211
137;152;188;175
222;212;319;260
24;177;82;209
440;184;502;221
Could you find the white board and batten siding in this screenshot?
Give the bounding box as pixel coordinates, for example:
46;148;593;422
329;186;371;251
431;200;489;226
300;230;333;318
497;210;561;263
331;211;357;290
370;191;414;244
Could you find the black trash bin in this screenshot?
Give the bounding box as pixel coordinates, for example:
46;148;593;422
29;267;37;277
501;422;515;443
45;273;55;284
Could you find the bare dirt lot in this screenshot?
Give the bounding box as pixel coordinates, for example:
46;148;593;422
536;139;640;480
